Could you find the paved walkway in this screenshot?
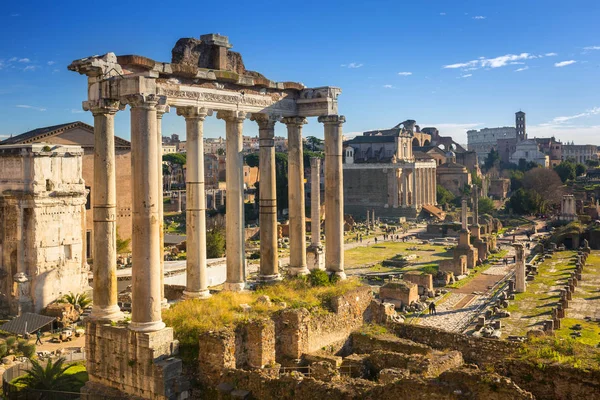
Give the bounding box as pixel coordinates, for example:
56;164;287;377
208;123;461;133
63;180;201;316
416;221;546;333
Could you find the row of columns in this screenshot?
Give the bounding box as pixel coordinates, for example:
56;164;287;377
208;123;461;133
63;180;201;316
87;94;347;331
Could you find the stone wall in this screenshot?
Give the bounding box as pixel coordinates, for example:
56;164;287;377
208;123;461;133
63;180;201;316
83;321;188;400
390;323;520;366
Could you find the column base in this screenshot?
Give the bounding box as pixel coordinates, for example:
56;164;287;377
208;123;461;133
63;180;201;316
161;298;170;309
129;320;166;332
258;274;282;283
89;304;124;322
224;281;246;292
307;246;325;271
183;289;211;299
289;266;310;276
331;271;347;281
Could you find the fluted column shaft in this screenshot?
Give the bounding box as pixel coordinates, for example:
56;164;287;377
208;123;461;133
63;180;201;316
319;115;346;279
178;107;211;298
84;99;123;322
125;94;165;332
252;114;280;281
283;117;309;276
217;111;246;291
156;102;169;307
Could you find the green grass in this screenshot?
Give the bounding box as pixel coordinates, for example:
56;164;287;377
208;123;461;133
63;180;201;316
446;262;494;289
163;278;364;348
10;361;88;391
519;336;600;371
344;241;451;270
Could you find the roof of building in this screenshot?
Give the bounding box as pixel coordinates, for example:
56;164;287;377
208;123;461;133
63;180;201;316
0;313;56;335
438;161;467;170
413;151;433;160
0;121;131;148
345;135;396;144
421;204;446;220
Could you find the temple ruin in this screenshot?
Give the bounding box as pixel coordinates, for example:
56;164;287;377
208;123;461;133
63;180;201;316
68;33;346;399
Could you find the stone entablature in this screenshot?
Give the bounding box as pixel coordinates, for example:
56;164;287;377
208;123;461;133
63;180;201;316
0;144;89;315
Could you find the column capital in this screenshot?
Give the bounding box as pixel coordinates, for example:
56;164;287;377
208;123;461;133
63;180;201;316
318;115;346;125
176;106;212;120
281;116;307;126
250;113;280;130
156;96;171;118
120;94;159;109
216;110;247;122
83;99;124;115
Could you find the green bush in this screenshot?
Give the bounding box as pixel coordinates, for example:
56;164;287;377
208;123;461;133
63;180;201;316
21;343;36;359
6;336;16;349
248;251;260;260
308;269;331;287
0;341;7;358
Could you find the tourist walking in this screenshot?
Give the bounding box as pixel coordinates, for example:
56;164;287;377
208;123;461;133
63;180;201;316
35;330;42;345
428;302;437;315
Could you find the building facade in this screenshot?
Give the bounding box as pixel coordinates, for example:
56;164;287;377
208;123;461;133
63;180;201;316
343;127;437;219
0;144;89;315
509;139;549;167
562;144;598;163
0;122;133;259
467;126;516;161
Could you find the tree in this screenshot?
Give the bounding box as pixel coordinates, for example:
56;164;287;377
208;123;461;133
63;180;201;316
507;188;537;215
484;149;500;171
162;153;186;166
478;197;495;215
275;152;289;214
306;136;324;151
216;148;225;156
436;185;455;206
522;168;563;213
244;153;259;168
575;163;586;177
116;230;130;254
471;171;482;187
554;161;576;182
206;228;225;258
15;357;81;394
585;159;599;168
58;292;93;309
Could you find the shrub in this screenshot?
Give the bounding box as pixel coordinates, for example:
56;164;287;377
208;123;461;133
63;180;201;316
0;341;7;358
308;269;330;287
21;343;36;359
248;251;260;260
6;336;16;349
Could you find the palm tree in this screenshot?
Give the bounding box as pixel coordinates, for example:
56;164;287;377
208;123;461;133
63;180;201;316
58;292;92;309
15;357;81;396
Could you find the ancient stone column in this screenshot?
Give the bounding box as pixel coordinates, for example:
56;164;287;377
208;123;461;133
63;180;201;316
307;157;325;271
251;114;280;282
319;115;347;279
366;209;370;225
156;100;170;307
402;171;409;207
282;116;309;276
310;157;322;248
471;185;481;239
432;168;437;205
124;94;165;332
84;99;123;322
461;199;468;231
178;106;212;298
514;243;526;293
217;111;247;291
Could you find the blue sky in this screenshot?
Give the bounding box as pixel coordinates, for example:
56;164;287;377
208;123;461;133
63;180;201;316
1;0;599;145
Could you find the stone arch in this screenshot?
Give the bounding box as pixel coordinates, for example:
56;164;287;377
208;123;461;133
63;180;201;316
423;140;430;146
412;138;420;147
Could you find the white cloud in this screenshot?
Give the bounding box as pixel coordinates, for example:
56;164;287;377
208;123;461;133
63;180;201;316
8;57;17;62
543;107;600;125
47;61;55;65
545;52;558;56
71;109;84;114
509;62;525;65
23;65;36;71
583;46;600;51
460;74;472;78
430;123;483;143
18;58;30;63
397;72;412;76
443;53;537;70
528;124;600;145
440;12;446;16
515;66;529;72
383;84;394;88
10;13;20;17
341;62;363;69
52;68;60;73
472;16;486;20
554;60;576;67
16;105;46;111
